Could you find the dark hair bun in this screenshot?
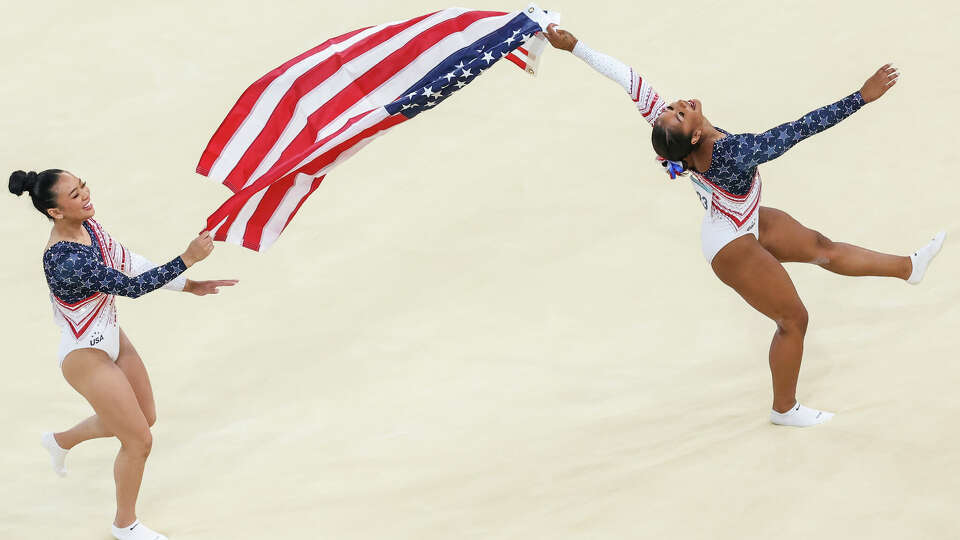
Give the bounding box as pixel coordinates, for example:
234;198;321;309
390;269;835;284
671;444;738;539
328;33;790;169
10;168;64;219
9;170;39;196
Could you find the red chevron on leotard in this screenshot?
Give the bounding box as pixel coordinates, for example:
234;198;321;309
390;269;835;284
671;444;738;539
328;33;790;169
53;293;111;339
51;219;125;339
711;190;761;228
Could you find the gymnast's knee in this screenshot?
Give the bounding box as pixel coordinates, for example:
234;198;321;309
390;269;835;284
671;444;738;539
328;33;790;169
777;304;809;336
811;231;836;265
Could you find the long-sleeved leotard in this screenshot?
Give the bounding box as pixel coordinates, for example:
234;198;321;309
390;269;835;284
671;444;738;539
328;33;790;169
43;221;187;303
571;41;866;207
702;92;864;196
572;41;668;125
43;220;188;364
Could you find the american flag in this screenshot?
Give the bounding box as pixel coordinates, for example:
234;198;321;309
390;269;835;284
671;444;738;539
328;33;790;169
197;5;555;251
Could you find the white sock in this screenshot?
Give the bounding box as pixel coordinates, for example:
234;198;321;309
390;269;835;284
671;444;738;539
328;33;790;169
111;520;168;540
907;231;946;285
41;432;67;477
770;402;834;427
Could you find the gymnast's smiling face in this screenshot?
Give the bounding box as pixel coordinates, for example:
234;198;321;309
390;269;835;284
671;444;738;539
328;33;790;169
656;99;705;142
47;172;96;221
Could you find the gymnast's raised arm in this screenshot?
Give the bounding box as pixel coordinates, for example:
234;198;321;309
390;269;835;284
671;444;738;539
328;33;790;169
544;24;668;126
729;64;900;169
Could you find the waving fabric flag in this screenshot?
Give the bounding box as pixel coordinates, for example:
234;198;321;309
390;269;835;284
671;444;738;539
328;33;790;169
197;4;557;251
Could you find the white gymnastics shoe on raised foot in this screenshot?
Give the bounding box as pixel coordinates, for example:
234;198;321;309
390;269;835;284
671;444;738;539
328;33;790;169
41;432;67;477
770;402;834;427
111;520;168;540
907;231;946;285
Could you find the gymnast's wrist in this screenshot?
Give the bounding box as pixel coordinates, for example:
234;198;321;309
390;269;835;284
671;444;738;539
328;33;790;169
572;40;587;58
179;253;196;268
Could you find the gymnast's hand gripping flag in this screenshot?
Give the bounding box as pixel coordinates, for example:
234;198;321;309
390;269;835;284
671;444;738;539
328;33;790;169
196;5;558;252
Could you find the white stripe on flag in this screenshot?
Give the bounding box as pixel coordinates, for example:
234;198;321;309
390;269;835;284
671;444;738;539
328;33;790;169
257;173;316;250
256;12;517;185
241;8;477;189
206;23;391;182
223;108;391;245
224;189;269;245
258;125;392;250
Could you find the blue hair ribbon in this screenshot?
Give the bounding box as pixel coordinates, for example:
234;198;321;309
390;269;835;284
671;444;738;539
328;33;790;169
655;156;686;180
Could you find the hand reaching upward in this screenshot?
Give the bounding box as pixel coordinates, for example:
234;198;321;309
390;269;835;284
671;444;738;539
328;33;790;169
860;64;899;103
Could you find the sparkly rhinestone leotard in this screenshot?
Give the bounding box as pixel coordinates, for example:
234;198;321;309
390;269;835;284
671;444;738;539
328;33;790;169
43;219;187;364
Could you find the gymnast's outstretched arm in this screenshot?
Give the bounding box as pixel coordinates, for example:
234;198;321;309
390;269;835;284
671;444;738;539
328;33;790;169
44;244;188;301
728;64;900;169
125;245;237;296
544;24;668;125
125;247;188;292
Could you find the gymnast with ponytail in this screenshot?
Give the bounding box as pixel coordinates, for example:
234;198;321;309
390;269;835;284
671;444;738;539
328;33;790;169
543;24;945;427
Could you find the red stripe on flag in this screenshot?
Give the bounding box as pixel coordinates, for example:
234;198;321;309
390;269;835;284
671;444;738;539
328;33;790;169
517;46;529;55
240;113;407;249
242;175;298;249
263;10;504;190
246;175;327;250
205;108;378;237
207;112;406;246
197;25;374;177
219;13;443;192
206;108;379;234
207;196;245;242
504;53;526;70
278;177;325;237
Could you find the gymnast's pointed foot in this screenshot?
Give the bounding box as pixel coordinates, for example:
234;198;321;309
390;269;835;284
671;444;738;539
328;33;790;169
41;432;68;477
770;402;834;427
111;520;168;540
907;231;946;285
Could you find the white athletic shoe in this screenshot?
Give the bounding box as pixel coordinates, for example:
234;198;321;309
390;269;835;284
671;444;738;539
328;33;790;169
41;432;67;477
770;402;834;427
111;520;168;540
907;231;946;285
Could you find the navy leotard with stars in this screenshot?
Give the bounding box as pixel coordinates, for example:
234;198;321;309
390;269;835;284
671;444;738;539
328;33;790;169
702;92;865;196
43;221;187;303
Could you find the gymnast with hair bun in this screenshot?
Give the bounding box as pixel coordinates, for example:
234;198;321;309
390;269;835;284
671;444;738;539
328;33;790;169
9;168;237;540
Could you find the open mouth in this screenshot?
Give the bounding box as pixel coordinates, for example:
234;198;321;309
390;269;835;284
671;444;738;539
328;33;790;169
687;100;697;110
83;201;93;210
